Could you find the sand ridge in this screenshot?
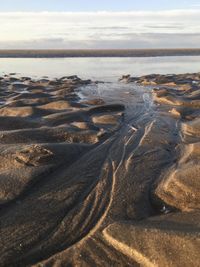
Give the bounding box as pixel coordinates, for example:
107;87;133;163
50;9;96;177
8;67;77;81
0;72;199;266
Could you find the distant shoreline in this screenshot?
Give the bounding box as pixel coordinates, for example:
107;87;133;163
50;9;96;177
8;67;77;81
0;49;200;58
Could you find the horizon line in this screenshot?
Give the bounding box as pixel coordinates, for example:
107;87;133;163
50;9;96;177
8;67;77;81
0;48;200;58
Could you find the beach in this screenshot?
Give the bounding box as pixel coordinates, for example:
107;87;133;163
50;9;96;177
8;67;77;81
0;70;199;266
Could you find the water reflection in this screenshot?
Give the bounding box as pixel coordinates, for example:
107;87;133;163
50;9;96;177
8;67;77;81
0;56;200;81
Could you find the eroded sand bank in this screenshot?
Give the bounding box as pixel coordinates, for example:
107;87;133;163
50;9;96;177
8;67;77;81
0;72;199;266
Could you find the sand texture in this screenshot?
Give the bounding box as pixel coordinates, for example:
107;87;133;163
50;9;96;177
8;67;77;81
0;72;199;266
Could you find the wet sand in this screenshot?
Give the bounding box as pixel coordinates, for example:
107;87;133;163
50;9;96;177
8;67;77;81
0;72;199;266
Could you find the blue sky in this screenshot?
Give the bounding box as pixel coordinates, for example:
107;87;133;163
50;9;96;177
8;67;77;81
0;0;200;12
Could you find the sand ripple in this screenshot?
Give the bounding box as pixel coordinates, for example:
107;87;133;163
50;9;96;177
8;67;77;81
0;73;199;266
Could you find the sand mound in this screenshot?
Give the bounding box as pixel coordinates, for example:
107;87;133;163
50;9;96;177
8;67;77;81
182;118;200;137
38;100;72;110
81;98;105;106
6;97;50;107
92;113;122;125
103;211;200;267
0;106;36;117
0;117;39;130
15;145;54;166
155;164;200;211
0;143;91;206
71;121;90;129
0;127;101;144
154;143;200;211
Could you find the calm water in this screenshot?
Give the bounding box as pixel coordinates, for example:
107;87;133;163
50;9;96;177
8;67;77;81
0;56;200;81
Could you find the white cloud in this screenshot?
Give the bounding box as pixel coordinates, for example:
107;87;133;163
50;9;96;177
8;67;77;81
190;3;200;7
0;10;200;48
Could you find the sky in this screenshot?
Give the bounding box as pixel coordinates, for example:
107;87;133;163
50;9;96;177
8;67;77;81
1;0;200;12
0;0;200;49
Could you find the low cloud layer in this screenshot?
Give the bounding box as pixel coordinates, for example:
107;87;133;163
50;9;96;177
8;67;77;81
0;10;200;49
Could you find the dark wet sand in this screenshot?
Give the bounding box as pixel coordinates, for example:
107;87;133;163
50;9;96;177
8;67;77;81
1;49;200;57
0;72;199;266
